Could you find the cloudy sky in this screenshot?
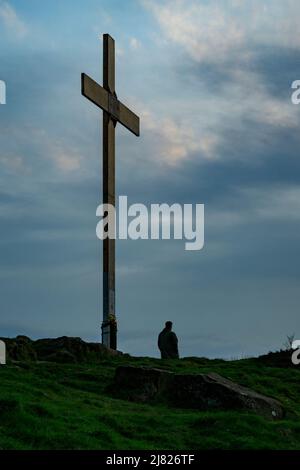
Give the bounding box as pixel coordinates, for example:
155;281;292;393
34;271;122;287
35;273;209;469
1;0;300;358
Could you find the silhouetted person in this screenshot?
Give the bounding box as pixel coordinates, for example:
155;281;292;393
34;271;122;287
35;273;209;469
158;321;179;359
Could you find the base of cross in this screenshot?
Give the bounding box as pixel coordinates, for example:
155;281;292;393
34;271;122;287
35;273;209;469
101;316;117;350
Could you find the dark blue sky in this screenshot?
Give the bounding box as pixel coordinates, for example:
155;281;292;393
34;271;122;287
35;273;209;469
1;0;300;358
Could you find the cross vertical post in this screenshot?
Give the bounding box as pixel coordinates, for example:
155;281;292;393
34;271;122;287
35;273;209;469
102;34;116;349
81;34;140;351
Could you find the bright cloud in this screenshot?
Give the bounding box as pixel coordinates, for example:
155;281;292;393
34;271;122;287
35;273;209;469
141;109;220;165
140;0;300;168
129;37;141;50
245;186;300;221
219;69;299;129
53;150;81;172
0;153;27;174
0;1;27;38
208;185;300;232
144;0;243;64
144;0;300;64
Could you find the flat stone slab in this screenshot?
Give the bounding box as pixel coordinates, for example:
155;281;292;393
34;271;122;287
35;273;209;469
112;366;284;420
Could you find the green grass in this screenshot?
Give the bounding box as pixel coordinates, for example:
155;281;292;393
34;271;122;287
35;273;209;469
0;355;300;450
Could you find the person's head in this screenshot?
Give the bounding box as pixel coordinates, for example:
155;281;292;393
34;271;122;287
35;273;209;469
165;321;173;331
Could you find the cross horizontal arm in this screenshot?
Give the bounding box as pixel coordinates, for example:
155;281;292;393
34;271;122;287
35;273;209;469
118;102;140;137
81;73;140;137
81;73;109;113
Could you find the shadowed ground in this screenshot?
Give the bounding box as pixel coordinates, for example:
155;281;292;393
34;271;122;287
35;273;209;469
0;338;299;450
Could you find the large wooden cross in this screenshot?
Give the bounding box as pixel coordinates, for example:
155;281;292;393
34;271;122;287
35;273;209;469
81;34;140;350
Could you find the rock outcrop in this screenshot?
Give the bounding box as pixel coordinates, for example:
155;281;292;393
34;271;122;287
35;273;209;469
0;336;123;363
112;365;284;420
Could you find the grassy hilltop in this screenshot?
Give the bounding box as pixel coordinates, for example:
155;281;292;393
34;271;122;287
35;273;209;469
0;342;300;450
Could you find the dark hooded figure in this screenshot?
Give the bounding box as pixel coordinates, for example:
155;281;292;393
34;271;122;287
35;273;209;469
158;321;179;359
